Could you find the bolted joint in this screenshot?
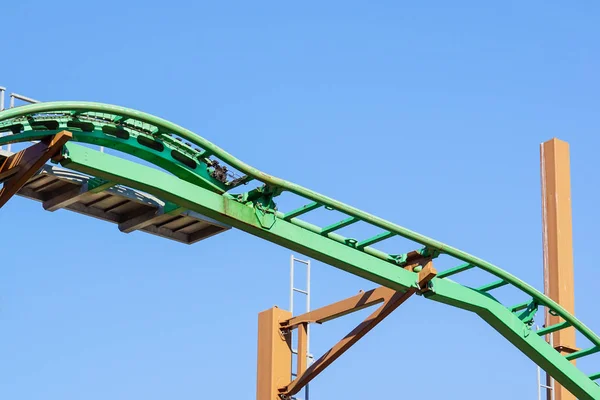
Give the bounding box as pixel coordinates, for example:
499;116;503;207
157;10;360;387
416;262;437;295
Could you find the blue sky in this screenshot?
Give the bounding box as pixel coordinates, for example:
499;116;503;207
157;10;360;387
1;1;599;399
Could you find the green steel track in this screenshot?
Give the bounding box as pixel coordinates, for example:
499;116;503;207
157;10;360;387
1;102;599;399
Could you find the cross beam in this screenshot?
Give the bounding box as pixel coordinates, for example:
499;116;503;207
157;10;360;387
0;131;72;209
269;263;436;399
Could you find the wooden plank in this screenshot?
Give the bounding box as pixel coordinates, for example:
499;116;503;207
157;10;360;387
256;307;292;400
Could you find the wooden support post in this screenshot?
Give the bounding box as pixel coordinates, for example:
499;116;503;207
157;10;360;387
297;323;308;377
277;261;435;398
281;288;417;397
540;138;577;400
257;307;292;400
0;131;72;208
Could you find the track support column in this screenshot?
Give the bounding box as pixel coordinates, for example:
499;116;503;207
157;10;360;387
540;138;577;400
257;307;292;400
0;131;72;208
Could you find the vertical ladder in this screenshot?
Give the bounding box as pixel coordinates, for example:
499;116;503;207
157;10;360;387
290;255;314;400
537;325;555;400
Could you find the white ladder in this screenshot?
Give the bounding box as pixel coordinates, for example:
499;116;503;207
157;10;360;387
290;254;315;400
537;325;555;400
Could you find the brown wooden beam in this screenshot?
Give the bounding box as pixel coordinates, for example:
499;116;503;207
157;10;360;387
297;322;308;377
43;180;114;212
0;132;72;209
540;138;577;400
281;286;395;329
256;307;292;400
418;261;437;292
280;288;416;397
276;262;437;397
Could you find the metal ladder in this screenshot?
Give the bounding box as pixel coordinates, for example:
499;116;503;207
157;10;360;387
289;255;315;400
537;325;555;400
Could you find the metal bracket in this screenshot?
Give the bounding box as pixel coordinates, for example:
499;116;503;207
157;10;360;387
517;301;539;327
237;184;282;229
255;205;277;229
415;262;437;296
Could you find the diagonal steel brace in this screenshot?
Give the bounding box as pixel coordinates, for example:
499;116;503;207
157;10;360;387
279;263;437;397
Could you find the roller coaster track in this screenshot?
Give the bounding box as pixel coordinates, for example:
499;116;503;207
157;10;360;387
0;102;598;399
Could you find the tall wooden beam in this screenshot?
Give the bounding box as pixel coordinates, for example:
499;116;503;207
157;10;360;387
256;307;292;400
540;138;577;400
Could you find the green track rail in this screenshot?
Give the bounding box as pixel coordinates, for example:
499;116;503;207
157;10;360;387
1;102;598;399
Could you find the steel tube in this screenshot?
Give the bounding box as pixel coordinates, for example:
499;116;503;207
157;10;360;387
9;93;40;105
0;87;5;111
1;101;599;353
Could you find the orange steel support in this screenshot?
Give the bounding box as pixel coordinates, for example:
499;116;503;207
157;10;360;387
0;131;72;208
280;288;415;397
296;322;308;377
282;286;396;329
256;307;292;400
276;263;437;398
540;138;577;400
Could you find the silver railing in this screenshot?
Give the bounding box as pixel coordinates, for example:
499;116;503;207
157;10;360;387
0;87;104;153
0;89;39;152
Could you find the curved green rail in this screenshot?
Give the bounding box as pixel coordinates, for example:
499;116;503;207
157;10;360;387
1;102;598;399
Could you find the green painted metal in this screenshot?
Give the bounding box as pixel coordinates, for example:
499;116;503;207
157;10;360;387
516;301;539;326
320;216;359;235
282;202;322;220
509;300;532;313
537;321;571;337
475;279;509;292
590;372;600;381
437;262;474;278
0;117;238;194
356;231;396;249
87;178;115;193
1;102;599;399
566;346;600;361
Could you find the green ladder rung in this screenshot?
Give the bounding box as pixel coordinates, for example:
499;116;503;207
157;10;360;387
476;279;509;292
537;321;571;336
590;372;600;381
566;346;600;361
438;263;475;279
321;216;359;235
356;231;396;249
282;202;322;220
509;301;531;313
